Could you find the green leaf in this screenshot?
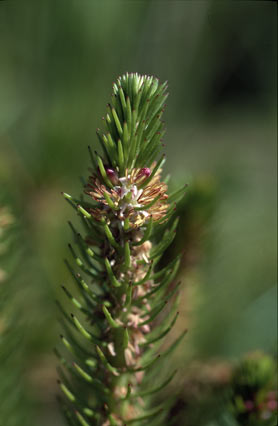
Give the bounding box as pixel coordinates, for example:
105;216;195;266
96;155;114;189
72;362;93;383
150;218;179;260
142;312;179;346
104;258;122;287
96;346;119;376
61;285;89;315
103;224;122;252
124;405;164;424
102;304;120;329
71;314;101;344
132;216;153;246
168;184;188;203
75;411;90;426
133;261;153;286
59;381;75;403
129;354;161;372
132;370;177;398
124;241;131;269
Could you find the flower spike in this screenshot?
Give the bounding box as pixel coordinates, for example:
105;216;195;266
57;73;185;425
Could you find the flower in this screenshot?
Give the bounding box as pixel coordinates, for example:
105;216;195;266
85;164;169;228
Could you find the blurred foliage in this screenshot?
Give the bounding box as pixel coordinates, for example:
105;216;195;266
230;352;277;425
0;204;34;425
0;1;276;425
165;351;277;426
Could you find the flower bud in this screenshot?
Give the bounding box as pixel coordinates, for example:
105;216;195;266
105;167;119;185
138;167;151;179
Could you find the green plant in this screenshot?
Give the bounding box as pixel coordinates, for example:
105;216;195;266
56;73;185;425
165;353;277;426
229;352;277;426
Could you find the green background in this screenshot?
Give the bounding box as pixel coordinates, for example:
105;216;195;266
0;1;276;425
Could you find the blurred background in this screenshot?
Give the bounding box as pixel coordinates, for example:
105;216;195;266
0;1;276;425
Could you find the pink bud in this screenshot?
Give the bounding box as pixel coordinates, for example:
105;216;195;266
138;168;151;178
105;167;118;185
